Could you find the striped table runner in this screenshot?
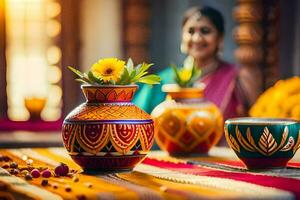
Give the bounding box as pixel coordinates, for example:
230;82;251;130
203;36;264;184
1;147;300;200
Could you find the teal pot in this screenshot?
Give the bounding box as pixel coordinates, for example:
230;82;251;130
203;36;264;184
225;117;300;169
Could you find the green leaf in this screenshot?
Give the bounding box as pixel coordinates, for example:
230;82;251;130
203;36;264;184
132;63;153;82
171;64;180;78
88;71;103;84
170;57;202;87
126;58;134;74
68;66;84;78
191;63;199;76
141;63;153;73
82;73;88;79
68;66;96;84
136;63;152;75
117;68;130;85
75;78;89;84
137;74;161;85
129;70;136;80
189;64;201;84
171;64;184;86
193;68;202;79
134;63;142;72
109;80;116;85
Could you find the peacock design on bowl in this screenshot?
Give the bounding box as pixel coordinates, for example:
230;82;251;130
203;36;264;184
225;118;300;169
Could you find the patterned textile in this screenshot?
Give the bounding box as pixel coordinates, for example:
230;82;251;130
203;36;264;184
1;147;300;199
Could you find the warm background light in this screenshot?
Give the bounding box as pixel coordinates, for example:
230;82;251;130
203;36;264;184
5;0;62;121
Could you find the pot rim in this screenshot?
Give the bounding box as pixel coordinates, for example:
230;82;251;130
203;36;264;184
225;117;299;125
81;84;139;89
162;83;205;93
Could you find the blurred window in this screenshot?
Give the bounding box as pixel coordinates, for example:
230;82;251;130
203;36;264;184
4;0;62;122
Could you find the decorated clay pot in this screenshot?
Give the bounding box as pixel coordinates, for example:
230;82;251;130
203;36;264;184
151;84;223;155
225;118;300;169
62;85;154;171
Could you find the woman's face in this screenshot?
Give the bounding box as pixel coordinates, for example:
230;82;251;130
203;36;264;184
182;15;223;62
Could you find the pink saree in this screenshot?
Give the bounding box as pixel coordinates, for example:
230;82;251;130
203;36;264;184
198;62;244;120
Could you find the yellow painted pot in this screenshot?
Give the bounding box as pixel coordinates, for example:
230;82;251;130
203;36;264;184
151;84;223;155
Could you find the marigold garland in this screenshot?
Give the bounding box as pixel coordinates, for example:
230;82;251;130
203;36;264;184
249;76;300;120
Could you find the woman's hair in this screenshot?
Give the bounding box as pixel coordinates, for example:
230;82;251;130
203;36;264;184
182;6;225;35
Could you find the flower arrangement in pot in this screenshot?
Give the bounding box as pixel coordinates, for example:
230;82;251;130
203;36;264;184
151;57;223;155
62;58;160;171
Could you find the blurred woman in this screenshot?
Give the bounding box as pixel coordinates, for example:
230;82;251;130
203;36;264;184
134;6;254;120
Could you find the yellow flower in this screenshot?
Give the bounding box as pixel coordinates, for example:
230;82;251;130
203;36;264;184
91;58;125;83
179;68;192;82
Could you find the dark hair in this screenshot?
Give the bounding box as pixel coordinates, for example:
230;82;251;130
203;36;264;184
182;6;225;35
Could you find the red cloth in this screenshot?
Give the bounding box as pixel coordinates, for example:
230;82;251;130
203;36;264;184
143;157;300;198
0;119;63;131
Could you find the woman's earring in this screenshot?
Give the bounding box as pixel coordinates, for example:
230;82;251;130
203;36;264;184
180;41;188;54
180;32;189;54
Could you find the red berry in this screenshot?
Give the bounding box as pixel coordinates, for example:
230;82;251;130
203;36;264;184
41;170;52;178
54;163;69;176
31;169;40;178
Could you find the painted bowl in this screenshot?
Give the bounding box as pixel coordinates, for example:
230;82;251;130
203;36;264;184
225;117;300;169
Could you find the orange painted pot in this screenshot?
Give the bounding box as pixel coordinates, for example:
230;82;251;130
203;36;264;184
151;84;223;155
62;85;154;171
